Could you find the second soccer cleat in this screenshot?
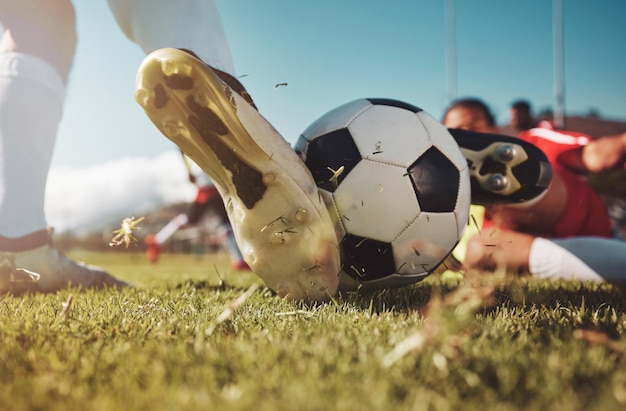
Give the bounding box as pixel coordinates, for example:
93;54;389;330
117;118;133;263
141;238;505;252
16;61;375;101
448;128;552;205
1;244;127;294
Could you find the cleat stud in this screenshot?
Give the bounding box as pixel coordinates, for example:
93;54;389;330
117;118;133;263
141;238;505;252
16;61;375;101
161;59;192;77
485;174;509;192
294;208;309;223
134;88;150;108
269;232;289;245
262;173;276;185
161;59;177;76
245;252;257;265
193;90;208;106
163;120;183;137
494;145;517;163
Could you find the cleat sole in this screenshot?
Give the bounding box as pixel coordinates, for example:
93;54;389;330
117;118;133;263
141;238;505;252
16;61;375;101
135;49;340;300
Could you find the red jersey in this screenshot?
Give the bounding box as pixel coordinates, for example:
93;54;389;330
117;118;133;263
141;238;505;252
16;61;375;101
518;121;591;168
513;123;613;238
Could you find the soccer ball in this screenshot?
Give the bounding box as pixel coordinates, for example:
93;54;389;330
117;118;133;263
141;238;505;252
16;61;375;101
295;98;471;290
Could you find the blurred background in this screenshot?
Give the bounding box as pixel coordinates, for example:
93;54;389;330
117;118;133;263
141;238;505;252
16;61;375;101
32;0;625;245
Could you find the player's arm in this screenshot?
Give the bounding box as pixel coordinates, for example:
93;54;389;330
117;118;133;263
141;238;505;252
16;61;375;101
558;132;626;173
581;132;626;173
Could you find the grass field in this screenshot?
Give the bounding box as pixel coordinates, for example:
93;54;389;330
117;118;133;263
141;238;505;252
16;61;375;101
1;250;625;411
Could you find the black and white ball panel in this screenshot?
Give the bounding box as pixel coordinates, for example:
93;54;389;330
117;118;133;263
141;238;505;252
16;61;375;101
296;98;470;289
408;147;460;213
415;112;471;237
392;211;460;275
333;159;421;241
298;99;373;146
347;104;432;168
295;128;361;192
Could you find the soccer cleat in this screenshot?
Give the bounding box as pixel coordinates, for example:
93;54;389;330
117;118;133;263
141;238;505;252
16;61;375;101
144;234;161;264
135;48;340;301
0;245;127;294
0;254;39;295
448;128;552;205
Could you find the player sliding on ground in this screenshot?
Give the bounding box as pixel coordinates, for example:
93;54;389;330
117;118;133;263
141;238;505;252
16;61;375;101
443;97;626;285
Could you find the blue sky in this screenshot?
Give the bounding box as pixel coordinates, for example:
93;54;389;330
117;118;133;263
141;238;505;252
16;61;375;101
53;0;626;169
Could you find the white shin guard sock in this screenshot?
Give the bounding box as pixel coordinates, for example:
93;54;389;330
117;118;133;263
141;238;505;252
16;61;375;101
0;53;65;237
107;0;236;76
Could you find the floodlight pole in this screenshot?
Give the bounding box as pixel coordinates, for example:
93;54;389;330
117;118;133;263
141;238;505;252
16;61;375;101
445;0;457;105
553;0;565;128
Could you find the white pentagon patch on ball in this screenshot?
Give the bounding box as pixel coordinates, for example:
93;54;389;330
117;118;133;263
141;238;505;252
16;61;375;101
295;98;471;290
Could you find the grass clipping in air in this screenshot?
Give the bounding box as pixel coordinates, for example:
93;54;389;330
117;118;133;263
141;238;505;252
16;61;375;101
0;251;625;411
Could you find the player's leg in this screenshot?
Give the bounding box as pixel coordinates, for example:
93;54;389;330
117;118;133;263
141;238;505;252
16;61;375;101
106;0;235;75
448;128;553;206
107;0;340;300
0;1;127;293
0;0;75;238
0;1;76;83
464;228;625;285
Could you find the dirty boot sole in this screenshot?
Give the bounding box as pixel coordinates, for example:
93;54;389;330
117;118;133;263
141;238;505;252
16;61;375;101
135;48;340;300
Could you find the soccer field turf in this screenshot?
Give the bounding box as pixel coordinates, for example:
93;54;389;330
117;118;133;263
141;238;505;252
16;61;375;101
1;251;625;411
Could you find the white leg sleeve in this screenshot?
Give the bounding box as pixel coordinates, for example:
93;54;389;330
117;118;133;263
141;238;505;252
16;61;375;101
106;0;235;76
551;237;626;284
0;53;65;237
528;237;605;283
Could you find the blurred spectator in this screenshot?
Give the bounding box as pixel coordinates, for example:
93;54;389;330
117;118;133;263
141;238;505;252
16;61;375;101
510;99;538;131
500;99;538;136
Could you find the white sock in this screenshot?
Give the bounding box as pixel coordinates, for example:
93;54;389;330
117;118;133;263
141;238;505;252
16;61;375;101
0;53;65;237
528;237;604;282
107;0;236;76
